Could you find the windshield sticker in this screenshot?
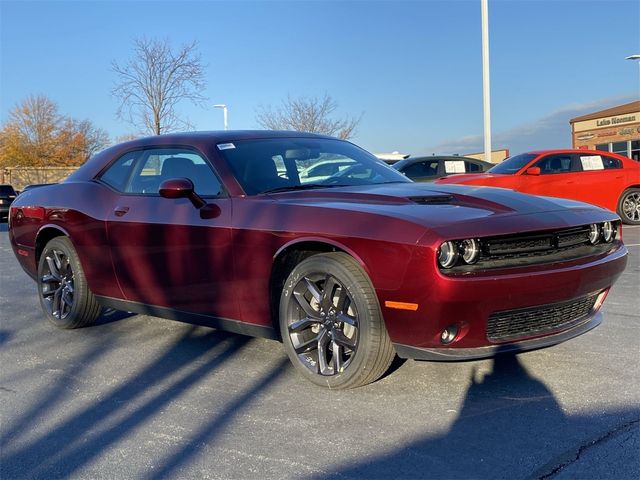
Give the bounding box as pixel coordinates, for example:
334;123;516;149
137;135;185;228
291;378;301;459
580;155;604;171
217;143;236;150
444;160;466;174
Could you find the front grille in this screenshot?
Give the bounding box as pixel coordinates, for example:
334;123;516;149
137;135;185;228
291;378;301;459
442;223;620;273
486;292;599;342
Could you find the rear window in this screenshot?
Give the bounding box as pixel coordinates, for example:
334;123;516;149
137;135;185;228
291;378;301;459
0;185;17;196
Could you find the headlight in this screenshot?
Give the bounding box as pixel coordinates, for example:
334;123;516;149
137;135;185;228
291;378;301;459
460;238;480;264
438;241;458;268
601;221;614;243
588;224;600;244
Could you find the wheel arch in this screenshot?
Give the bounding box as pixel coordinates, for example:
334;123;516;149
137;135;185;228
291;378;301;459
35;224;71;266
268;238;368;338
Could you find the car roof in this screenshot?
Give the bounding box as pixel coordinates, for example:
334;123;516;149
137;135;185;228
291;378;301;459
394;155;492;169
117;130;335;149
525;149;626;156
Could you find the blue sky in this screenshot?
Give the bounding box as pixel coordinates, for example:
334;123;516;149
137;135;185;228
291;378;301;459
1;0;638;155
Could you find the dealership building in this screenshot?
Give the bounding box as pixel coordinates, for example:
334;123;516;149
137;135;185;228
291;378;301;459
570;100;640;161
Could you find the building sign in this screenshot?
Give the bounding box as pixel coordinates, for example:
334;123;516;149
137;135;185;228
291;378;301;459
573;111;640;132
596;115;636;127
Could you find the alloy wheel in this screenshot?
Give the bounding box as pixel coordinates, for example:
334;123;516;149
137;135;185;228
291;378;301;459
40;249;75;320
622;192;640;222
286;273;359;376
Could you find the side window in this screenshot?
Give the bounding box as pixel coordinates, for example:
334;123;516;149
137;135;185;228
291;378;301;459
577;154;620;171
601;155;621;169
443;160;466;174
99;151;142;191
100;148;222;196
403;161;438;179
535;154;572;174
466;161;482;172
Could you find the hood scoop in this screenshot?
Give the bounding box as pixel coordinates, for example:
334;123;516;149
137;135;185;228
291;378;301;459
408;194;455;205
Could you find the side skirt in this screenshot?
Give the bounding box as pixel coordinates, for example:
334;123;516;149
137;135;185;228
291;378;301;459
95;295;279;341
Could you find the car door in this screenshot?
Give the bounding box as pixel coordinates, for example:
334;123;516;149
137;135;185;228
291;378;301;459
518;153;575;199
98;147;237;319
566;153;624;210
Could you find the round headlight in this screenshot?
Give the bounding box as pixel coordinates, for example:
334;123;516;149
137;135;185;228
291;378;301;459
438;241;459;268
460;238;480;264
588;224;600;244
602;221;614;243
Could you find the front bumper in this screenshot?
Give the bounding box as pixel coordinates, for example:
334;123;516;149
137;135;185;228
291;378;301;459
394;311;602;361
380;241;627;352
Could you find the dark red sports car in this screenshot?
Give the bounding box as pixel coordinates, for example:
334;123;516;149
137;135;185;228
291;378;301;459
9;132;628;388
435;149;640;225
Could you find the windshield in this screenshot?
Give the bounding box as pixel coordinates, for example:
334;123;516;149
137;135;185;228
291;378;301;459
487;153;537;174
218;137;410;195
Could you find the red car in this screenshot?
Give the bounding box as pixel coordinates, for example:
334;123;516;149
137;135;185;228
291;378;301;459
435;149;640;224
9;132;628;388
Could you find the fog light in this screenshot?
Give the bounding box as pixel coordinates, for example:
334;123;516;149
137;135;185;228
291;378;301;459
601;221;614;243
593;289;609;311
440;325;459;344
460;238;480;264
438;241;458;268
588;224;600;244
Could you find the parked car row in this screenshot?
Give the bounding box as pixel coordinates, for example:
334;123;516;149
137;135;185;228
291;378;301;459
7;131;628;388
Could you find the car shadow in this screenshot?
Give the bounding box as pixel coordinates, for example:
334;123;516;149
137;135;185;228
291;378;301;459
314;349;640;479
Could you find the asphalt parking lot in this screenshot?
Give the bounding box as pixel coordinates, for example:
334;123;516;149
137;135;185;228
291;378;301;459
1;222;638;480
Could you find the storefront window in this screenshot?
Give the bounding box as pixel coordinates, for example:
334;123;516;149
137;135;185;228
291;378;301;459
595;144;610;152
631;140;640;162
611;141;628;156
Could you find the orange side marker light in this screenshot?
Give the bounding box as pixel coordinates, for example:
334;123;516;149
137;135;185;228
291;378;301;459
384;301;419;311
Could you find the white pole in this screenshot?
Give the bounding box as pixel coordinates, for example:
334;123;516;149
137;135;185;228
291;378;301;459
213;104;228;130
481;0;492;163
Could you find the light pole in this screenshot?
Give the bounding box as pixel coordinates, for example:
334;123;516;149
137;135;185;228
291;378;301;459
213;104;228;130
481;0;492;163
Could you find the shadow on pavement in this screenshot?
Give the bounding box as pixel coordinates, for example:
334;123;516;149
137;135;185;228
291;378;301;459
0;327;263;479
315;351;640;479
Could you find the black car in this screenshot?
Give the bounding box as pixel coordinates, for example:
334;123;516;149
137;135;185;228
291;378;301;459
393;155;493;182
0;184;17;221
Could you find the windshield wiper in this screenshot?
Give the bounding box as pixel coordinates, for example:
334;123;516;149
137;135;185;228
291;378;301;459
261;183;336;194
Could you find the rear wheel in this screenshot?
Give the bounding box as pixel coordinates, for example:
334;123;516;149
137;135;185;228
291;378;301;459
279;252;395;389
617;188;640;225
37;237;101;329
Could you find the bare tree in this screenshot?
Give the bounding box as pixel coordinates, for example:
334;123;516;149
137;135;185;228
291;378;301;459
111;37;206;135
256;94;362;140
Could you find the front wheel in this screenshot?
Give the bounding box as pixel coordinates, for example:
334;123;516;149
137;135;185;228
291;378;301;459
37;236;101;329
617;188;640;225
279;252;395;389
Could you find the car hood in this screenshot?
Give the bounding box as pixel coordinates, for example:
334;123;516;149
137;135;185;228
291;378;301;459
269;182;615;238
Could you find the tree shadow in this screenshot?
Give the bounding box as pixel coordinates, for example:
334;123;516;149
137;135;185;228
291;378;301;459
0;327;253;479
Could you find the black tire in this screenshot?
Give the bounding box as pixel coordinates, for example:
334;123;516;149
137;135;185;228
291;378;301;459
279;252;395;389
37;236;101;329
617;188;640;225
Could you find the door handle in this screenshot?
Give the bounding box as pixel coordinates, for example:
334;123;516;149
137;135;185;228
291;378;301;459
113;206;130;217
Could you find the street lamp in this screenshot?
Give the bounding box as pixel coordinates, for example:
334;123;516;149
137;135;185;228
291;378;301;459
480;0;492;163
213;104;228;130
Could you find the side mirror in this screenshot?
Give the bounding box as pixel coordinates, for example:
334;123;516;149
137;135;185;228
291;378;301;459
525;167;541;176
159;178;206;209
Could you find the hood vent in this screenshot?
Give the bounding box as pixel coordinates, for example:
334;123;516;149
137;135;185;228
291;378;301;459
408;195;454;205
